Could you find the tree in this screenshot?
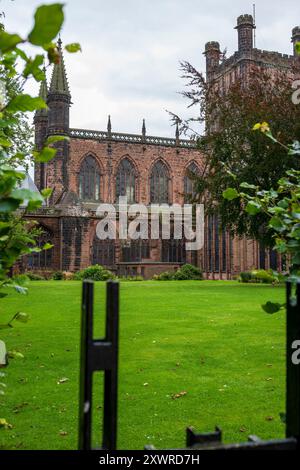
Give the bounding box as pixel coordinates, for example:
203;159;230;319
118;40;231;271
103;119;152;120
0;2;80;424
172;63;300;246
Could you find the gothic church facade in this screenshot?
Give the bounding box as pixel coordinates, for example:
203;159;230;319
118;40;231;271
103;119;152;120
27;15;300;279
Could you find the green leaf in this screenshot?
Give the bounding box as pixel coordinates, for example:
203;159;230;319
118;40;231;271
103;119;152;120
65;43;81;53
41;188;53;198
0;197;22;213
0;137;12;148
7;350;24;359
23;55;45;81
0;31;23;53
42;243;53;250
262;302;284;314
222;188;239;201
14;312;30;324
296;42;300;56
28;4;65;46
45;135;69;145
269;217;285;232
7;94;47;113
33;147;57;163
240;182;257;190
246;200;261;215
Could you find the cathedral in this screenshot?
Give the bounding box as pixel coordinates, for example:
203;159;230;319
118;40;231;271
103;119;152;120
26;14;300;279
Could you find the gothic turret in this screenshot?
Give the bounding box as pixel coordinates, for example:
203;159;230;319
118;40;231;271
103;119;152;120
235;14;255;53
204;41;221;82
46;38;72;202
47;38;71;135
292;27;300;57
34;72;48;190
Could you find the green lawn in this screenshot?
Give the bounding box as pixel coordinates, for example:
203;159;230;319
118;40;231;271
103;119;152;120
0;280;286;450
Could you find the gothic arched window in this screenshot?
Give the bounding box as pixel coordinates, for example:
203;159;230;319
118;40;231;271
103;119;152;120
184;162;199;202
79;155;101;202
150;160;170;204
27;228;53;270
116;158;136;203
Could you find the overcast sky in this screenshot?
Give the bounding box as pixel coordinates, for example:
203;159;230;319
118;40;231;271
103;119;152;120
1;0;299;138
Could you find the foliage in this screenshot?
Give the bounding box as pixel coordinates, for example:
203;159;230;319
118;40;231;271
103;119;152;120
153;264;203;281
172;63;300;246
51;271;64;280
0;2;80;413
25;272;46;281
239;269;280;285
153;271;175;281
73;265;116;282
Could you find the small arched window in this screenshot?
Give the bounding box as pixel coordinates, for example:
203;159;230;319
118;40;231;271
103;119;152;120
116;158;136;203
79;155;101;202
150;160;169;204
184;162;199;202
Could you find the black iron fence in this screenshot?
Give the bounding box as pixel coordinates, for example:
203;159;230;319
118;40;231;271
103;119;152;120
78;279;300;450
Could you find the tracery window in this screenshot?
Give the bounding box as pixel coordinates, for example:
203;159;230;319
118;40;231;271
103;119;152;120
150;160;170;204
79;155;101;201
116;158;136;203
184;162;200;202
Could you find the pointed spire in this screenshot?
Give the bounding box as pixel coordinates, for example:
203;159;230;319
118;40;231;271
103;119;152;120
142;119;146;139
49;38;71;97
107;115;112;137
35;68;48;118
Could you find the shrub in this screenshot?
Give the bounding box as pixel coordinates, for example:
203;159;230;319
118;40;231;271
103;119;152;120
178;264;203;280
239;269;277;284
52;271;64;280
153;265;203;281
153;271;175;281
24;272;45;281
251;269;275;284
74;265;116;281
239;271;252;283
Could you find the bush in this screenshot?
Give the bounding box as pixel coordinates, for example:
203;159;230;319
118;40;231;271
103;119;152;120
24;272;45;281
153;271;175;281
178;264;203;280
251;269;275;284
73;264;116;281
239;269;277;284
153;264;203;281
239;271;252;283
52;271;64;280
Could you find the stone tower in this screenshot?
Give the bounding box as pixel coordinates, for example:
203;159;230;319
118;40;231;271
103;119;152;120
46;38;72;202
235;14;255;53
34;74;48;191
204;41;221;81
292;26;300;56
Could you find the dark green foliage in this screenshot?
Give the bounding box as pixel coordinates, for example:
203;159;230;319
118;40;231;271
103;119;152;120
24;272;45;281
51;271;64;280
153;264;203;281
73;265;115;282
239;269;277;284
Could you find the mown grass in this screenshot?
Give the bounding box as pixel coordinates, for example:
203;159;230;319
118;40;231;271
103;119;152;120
0;280;286;450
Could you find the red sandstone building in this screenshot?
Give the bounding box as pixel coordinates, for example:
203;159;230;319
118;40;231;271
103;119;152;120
27;14;300;279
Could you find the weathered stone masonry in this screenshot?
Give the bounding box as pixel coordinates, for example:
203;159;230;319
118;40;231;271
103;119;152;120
26;16;300;279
